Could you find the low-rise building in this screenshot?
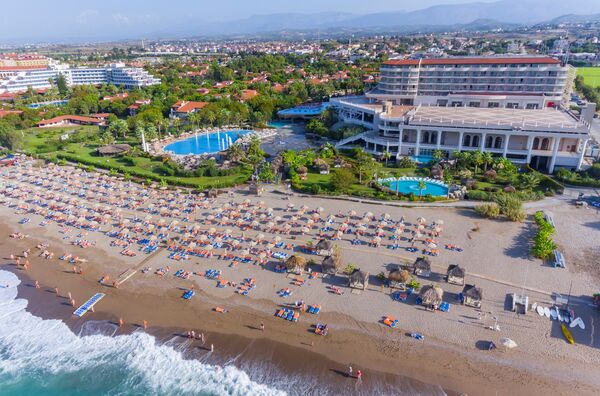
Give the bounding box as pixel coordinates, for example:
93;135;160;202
170;100;208;119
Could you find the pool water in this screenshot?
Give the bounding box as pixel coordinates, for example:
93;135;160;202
381;178;448;197
411;155;434;163
277;103;330;116
164;130;252;155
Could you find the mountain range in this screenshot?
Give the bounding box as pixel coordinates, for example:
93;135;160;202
158;0;600;39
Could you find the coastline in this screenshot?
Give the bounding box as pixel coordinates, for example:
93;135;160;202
4;231;599;396
1;159;600;396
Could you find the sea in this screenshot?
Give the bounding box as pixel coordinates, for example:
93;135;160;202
0;270;284;396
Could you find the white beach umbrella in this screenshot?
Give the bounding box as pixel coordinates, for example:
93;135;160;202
500;338;518;349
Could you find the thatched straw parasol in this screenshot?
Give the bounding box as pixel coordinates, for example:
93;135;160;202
419;285;444;307
321;254;341;275
388;269;410;283
285;255;307;272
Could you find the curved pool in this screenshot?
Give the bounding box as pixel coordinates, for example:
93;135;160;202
164;130;252;155
379;177;448;197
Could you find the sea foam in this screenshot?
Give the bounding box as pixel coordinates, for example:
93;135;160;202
0;270;285;396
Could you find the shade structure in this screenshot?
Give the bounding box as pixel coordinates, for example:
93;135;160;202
500;338;517;349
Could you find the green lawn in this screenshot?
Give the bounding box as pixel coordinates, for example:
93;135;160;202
19;126;251;189
577;67;600;88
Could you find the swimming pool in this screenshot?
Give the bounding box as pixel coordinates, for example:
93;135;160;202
378;177;448;197
164;130;252;155
410;155;434;163
277;102;330;117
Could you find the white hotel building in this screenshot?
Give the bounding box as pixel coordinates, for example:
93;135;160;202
0;62;160;93
333;56;592;173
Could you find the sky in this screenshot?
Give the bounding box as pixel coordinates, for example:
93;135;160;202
0;0;498;44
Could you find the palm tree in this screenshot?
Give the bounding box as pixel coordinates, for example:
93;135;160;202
482;152;493;171
227;142;245;163
381;150;392;167
520;173;540;190
471;150;484;174
433;149;444;163
418;179;427;200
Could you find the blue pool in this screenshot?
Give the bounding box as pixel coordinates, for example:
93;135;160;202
411;155;434;163
277;102;330;117
164;130;252;155
379;177;448;197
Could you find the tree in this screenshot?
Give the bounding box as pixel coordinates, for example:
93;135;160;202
108;118;129;139
330;168;356;193
519;172;540;190
418;179;427;200
56;73;69;96
482;152;493;171
100;131;115;144
381;150;392;167
227;142;245;163
432;149;444;162
257;161;275;182
0;122;23;150
471;150;484;173
354;148;378;184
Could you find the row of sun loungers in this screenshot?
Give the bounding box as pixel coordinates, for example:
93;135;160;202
276;308;299;322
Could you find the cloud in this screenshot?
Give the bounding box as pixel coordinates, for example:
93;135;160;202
76;9;98;24
112;13;130;24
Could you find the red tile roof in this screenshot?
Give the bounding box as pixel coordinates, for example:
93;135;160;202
0;110;23;118
240;89;258;101
37;115;103;126
172;100;208;113
383;57;561;66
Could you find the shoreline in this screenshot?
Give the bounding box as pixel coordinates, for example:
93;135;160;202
1;159;600;395
4;239;599;396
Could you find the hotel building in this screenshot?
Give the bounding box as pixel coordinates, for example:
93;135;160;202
369;56;575;109
0;61;160;93
333;56;592;173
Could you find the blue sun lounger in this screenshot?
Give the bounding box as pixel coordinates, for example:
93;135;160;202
439;301;450;312
73;293;105;317
182;290;195;300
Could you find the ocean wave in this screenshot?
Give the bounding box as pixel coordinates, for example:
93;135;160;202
0;270;285;396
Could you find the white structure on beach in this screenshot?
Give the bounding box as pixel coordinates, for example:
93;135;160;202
332;56;592;173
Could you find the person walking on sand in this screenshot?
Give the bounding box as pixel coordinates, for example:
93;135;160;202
347;365;353;378
210;344;214;352
260;322;265;331
200;333;205;344
356;370;362;381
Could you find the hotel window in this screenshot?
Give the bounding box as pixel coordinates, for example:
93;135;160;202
468;101;481;108
526;103;539;109
487;102;500;108
506;103;519;109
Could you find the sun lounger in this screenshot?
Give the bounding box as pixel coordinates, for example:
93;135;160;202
383;315;398;328
214;307;228;313
182;290;195;300
439;301;450;312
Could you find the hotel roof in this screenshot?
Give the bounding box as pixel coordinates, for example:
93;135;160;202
383;57;561;66
410;106;585;132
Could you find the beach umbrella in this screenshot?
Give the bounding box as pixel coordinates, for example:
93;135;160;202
500;338;517;349
257;233;265;241
274;236;282;242
435;219;444;225
301;227;310;234
266;221;275;229
428;242;437;249
259;252;267;259
224;228;233;236
417;217;426;224
240;248;250;256
209;227;216;234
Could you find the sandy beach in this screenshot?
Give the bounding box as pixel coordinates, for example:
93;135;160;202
1;158;600;395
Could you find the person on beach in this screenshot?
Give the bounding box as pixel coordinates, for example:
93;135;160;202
200;333;205;344
356;370;362;381
210;344;214;352
260;322;265;331
347;365;353;377
34;280;39;288
143;320;148;330
191;330;195;339
119;318;124;327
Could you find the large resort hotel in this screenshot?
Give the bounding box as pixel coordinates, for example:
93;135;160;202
333;56;593;173
0;54;160;93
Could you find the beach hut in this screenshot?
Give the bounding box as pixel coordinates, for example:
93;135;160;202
446;264;465;285
285;255;307;274
315;239;333;256
413;257;432;278
462;284;483;308
249;182;264;196
419;285;444;310
388;269;410;290
348;269;369;290
321;254;341;275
